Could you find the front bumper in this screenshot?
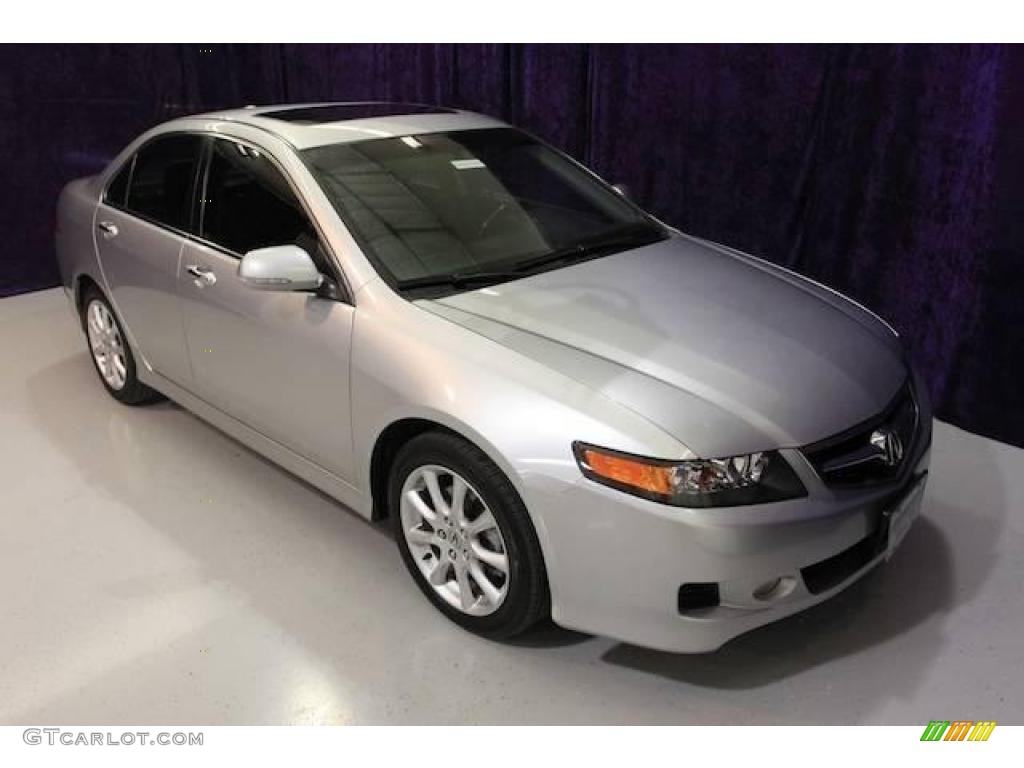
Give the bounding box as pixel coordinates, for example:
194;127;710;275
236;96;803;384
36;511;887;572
526;381;933;653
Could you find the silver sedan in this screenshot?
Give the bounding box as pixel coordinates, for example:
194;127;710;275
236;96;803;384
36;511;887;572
55;102;931;652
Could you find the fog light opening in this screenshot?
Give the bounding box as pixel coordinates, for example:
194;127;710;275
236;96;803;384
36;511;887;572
677;582;721;613
752;575;797;602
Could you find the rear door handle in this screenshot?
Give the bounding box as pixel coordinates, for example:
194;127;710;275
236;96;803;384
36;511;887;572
186;264;217;287
97;221;118;238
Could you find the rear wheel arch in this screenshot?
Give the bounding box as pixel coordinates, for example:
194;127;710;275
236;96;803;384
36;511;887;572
78;283;162;405
74;274;103;328
74;276;137;358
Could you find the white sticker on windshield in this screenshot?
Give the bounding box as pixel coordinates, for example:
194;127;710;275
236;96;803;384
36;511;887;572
451;158;485;170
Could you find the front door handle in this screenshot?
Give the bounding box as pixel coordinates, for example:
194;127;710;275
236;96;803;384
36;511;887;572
97;221;119;239
186;264;217;287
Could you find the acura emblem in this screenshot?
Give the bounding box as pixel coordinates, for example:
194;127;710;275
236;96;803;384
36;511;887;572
870;428;904;467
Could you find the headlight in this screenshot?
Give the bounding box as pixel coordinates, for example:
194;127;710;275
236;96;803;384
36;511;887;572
572;442;807;507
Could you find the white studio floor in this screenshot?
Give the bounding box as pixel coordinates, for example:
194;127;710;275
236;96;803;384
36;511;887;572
2;287;1022;725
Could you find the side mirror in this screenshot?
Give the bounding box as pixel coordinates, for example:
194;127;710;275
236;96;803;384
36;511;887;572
238;245;324;292
611;183;630;199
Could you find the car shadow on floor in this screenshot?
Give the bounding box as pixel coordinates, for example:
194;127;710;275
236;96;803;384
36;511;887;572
502;618;592;648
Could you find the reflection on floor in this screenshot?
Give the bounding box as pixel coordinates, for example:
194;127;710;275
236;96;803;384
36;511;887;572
1;287;1021;725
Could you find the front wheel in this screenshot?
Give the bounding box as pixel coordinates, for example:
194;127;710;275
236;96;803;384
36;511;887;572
389;432;549;639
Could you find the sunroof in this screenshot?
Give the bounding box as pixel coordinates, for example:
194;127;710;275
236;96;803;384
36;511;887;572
259;103;455;124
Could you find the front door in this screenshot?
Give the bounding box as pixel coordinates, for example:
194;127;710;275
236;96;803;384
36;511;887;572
178;137;355;480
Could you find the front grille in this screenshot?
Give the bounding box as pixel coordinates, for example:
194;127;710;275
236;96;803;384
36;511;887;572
800;470;925;593
803;383;922;488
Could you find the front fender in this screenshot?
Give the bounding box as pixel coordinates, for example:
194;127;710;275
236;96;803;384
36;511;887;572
349;282;691;604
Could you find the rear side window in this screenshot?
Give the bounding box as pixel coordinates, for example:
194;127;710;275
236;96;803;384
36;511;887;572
104;157;133;207
200;139;319;257
124;134;203;232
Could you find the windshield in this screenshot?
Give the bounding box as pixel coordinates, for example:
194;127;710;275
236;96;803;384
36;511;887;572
302;128;665;293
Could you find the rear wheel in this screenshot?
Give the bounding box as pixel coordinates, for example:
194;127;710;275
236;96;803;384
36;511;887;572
389;432;549;639
81;287;161;405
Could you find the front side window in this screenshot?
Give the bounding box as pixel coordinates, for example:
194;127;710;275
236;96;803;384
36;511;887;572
303;128;664;292
124;134;203;231
200;139;319;258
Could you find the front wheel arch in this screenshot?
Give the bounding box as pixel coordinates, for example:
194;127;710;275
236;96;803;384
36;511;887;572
370;418;476;522
388;429;551;638
365;412;562;619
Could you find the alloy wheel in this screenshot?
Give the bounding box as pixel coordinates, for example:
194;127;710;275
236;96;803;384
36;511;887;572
399;464;510;616
86;300;127;390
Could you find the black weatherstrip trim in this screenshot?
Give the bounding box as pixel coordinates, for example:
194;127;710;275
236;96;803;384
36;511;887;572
259;103;454;124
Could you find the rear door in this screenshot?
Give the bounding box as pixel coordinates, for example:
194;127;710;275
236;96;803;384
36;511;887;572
178;137;356;480
94;133;202;386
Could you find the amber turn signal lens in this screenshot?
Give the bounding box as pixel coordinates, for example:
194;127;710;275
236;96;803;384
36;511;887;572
580;448;674;495
574;442;807;507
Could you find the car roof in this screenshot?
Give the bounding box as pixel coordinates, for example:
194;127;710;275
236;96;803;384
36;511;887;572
178;102;509;150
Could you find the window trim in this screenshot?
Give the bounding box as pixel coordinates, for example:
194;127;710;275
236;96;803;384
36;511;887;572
193;135;352;303
99;130;353;305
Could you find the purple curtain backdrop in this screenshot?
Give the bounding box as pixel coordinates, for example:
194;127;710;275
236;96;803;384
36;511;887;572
0;44;1021;448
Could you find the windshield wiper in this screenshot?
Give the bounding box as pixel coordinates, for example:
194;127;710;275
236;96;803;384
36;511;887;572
511;223;664;274
394;224;665;294
395;270;524;292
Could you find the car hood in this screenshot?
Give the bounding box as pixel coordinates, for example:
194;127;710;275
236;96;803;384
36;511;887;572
418;234;907;458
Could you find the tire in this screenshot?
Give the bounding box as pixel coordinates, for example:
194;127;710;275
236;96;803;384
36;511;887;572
389;431;549;639
80;286;162;405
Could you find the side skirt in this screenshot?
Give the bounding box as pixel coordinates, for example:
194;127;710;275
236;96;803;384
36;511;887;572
139;366;372;520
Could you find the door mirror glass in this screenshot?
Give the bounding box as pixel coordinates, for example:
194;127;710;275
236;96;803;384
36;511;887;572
238;245;324;292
